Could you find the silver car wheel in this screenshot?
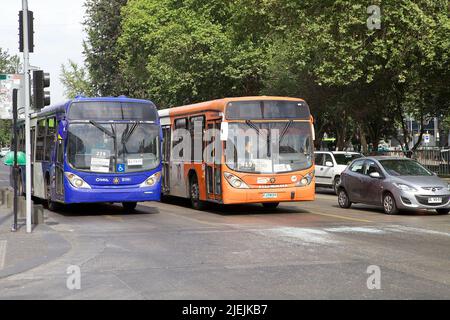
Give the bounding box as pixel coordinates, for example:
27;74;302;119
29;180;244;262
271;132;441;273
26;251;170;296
384;195;394;214
338;191;346;207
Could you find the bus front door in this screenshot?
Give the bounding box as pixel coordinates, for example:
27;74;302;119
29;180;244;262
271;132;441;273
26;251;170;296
55;137;64;201
205;120;222;202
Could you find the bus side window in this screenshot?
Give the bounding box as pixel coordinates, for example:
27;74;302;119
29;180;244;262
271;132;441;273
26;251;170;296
57;139;64;164
45;117;56;161
173;118;187;158
190;116;204;162
31;127;35;162
36;119;46;161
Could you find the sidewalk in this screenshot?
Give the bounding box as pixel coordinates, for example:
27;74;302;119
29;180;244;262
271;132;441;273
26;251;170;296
0;206;71;279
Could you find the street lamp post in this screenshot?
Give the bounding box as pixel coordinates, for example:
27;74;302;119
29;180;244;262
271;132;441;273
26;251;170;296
21;0;32;233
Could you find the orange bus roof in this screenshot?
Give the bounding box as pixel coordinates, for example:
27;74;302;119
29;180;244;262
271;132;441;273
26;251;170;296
160;96;306;118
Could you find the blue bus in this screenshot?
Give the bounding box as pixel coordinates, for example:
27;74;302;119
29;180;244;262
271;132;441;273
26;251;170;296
15;96;162;211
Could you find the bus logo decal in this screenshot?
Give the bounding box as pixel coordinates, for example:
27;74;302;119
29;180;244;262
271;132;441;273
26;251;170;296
113;177;120;185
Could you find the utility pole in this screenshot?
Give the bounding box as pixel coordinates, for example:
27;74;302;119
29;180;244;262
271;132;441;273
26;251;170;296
21;0;32;233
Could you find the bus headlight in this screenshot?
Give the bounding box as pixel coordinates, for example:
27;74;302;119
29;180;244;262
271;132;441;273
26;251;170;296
65;172;91;189
296;172;314;187
140;172;161;187
224;172;249;189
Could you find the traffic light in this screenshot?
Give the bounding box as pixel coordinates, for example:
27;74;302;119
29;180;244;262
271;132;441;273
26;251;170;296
32;70;50;110
19;10;34;53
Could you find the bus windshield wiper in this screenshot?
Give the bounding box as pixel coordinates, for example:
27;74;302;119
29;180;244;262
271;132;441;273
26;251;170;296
122;122;139;145
245;120;260;135
279;120;293;142
89;120;115;139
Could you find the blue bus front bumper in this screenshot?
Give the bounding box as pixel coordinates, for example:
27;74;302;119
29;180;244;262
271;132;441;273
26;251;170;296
64;184;161;204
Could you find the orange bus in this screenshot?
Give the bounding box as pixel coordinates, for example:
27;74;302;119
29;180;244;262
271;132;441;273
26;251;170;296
158;96;315;209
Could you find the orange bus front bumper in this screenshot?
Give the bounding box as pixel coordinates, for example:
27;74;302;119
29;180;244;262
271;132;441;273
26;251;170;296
221;182;315;205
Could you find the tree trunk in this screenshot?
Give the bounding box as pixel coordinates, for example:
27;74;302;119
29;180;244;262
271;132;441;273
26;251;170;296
359;124;368;154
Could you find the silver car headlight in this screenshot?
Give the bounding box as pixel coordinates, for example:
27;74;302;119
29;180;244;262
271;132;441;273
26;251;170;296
296;171;314;187
223;172;249;189
140;172;161;187
65;172;91;189
447;183;450;192
393;183;417;192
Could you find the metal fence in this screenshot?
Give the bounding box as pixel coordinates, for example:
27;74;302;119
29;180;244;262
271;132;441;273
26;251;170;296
366;148;450;177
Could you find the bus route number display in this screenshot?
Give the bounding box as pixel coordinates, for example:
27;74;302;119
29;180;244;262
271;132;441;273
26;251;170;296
90;149;111;173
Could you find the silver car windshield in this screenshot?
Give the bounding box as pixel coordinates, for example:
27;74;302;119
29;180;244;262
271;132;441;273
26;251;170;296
379;159;433;176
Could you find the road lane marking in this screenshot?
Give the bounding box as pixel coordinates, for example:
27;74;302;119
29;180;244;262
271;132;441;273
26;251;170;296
308;211;373;223
324;226;385;234
0;240;7;270
385;225;450;237
262;227;339;245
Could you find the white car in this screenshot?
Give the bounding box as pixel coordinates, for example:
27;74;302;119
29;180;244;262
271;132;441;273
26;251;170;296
314;151;364;193
0;147;10;158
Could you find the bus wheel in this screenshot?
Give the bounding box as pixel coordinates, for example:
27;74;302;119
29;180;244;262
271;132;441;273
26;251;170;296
190;175;206;210
262;202;279;209
122;202;137;211
46;180;59;211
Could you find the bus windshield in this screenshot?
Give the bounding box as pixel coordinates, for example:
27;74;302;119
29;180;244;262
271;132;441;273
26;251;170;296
225;100;310;120
67;122;160;173
225;122;313;173
68;101;158;121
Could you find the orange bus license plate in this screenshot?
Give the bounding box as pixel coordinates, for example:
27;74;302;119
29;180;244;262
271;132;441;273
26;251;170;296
263;193;278;199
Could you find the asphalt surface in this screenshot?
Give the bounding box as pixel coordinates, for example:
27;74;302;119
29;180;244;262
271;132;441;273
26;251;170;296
0;162;449;299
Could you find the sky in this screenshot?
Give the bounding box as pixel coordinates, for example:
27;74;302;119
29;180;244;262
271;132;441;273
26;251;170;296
0;0;86;104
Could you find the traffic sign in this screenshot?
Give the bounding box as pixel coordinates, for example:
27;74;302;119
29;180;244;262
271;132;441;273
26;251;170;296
0;74;24;119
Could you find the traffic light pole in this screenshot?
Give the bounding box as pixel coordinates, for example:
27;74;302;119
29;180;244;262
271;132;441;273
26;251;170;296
22;0;32;233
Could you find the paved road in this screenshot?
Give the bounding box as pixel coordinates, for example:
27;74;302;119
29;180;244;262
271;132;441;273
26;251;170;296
0;162;449;299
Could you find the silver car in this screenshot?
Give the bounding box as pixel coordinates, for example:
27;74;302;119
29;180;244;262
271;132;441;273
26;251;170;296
337;156;450;214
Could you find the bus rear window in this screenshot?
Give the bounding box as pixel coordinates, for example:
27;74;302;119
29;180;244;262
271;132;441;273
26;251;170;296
68;101;158;121
225;100;310;120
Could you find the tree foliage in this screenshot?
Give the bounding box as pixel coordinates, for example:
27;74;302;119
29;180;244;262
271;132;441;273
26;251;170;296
60;60;96;98
83;0;128;96
69;0;450;150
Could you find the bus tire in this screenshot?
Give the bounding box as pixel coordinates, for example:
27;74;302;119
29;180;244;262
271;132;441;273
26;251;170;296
122;202;137;211
45;178;59;212
262;202;279;209
189;175;206;210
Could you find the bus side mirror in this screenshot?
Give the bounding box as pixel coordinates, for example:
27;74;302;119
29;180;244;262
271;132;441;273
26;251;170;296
58;120;68;140
220;122;228;141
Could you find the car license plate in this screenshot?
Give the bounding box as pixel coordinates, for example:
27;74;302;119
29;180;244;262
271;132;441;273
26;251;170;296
428;197;442;204
263;193;277;199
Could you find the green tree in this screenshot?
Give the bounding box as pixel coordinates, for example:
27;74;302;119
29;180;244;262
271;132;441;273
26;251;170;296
60;60;96;98
83;0;128;96
262;0;449;151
